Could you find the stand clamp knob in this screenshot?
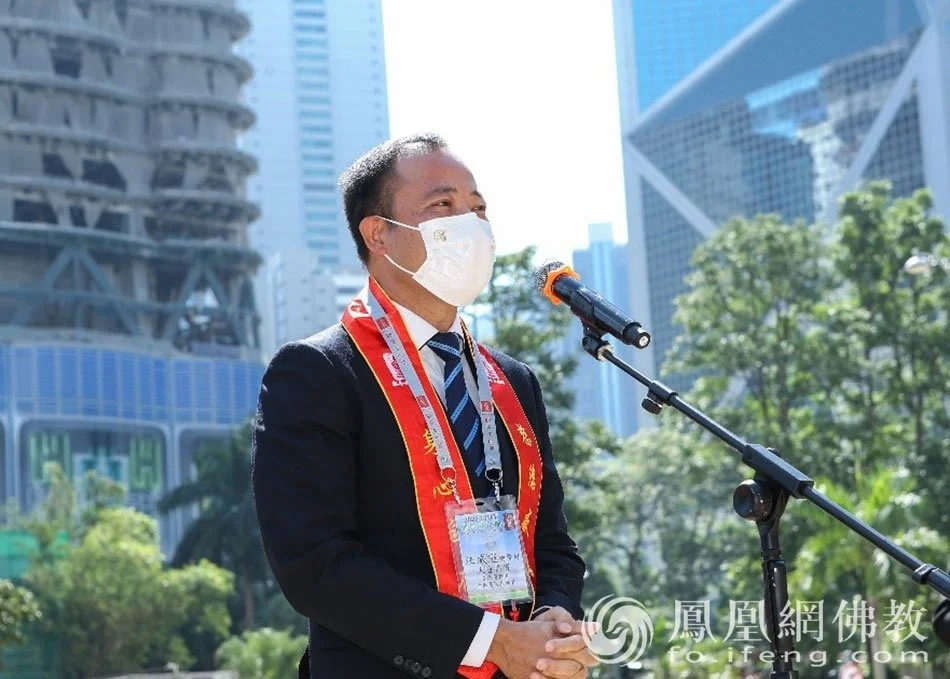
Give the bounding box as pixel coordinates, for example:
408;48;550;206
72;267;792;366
734;479;774;522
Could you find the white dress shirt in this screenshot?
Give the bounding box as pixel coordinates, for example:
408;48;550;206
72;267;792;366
390;300;500;668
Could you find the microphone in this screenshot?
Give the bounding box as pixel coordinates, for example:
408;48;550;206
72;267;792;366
534;261;651;349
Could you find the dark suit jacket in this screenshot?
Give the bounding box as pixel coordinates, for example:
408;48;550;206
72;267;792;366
251;324;585;679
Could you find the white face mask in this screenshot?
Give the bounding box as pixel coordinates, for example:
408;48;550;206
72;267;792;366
380;211;496;307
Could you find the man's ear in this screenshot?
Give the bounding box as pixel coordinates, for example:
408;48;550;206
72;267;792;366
359;216;388;257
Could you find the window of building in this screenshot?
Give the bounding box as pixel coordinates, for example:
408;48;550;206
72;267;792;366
301;124;332;134
296;53;329;62
305;196;336;207
304;240;335;250
297;67;330;77
305;227;337;238
96;210;129;233
303;182;335;192
83;159;128;191
296;38;328;48
305;211;338;221
14;199;58;224
51;38;82;79
42;153;73;179
69;205;87;227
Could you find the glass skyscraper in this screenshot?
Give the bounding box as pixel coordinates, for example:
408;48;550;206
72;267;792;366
613;0;950;426
236;0;389;354
570;224;640;439
631;0;779;109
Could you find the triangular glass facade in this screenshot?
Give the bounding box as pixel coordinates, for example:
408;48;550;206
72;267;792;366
625;0;930;382
633;27;923;225
640;179;704;387
632;0;779;109
861;87;925;198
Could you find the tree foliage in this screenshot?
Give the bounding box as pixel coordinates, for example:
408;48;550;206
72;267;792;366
670;183;948;504
0;579;42;666
215;627;308;679
653;183;949;676
158;420;268;632
21;472;235;677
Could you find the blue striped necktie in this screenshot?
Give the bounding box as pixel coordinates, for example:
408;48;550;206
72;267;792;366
426;332;488;496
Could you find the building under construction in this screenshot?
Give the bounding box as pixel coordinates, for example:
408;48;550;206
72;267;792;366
0;0;264;558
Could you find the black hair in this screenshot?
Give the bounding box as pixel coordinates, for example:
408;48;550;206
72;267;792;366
339;133;450;264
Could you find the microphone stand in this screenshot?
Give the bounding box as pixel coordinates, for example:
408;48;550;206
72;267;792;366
580;326;950;678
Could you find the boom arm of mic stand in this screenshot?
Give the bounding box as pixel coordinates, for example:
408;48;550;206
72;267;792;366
580;329;950;667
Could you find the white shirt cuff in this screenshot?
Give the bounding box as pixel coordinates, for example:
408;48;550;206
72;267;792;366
460;611;501;667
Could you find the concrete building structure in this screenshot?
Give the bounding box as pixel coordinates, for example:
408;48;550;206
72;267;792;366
0;0;263;557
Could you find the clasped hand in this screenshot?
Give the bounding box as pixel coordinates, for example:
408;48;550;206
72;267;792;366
487;606;599;679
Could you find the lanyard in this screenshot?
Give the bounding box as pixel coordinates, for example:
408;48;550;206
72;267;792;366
367;288;503;501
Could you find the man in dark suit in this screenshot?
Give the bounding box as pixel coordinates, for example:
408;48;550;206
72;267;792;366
252;134;597;679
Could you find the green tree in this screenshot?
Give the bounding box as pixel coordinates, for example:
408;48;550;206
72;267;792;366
158;421;267;631
659;183;949;677
666;213;835;472
0;579;42;667
23;506;234;677
598;425;752;602
169;556;238;671
791;467;944;671
215;627;308;679
668;184;949;533
828;184;950;537
21;464;76;569
77;467;127;534
259;588;309;637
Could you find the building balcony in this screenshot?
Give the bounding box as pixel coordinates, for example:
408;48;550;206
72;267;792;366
150;188;260;223
0;15;123;50
147;0;251;40
0;220;262;270
151;140;257;174
0;174;130;201
150;43;253;84
0;16;251;83
0;121;137;150
147;93;254;130
0;69;139;103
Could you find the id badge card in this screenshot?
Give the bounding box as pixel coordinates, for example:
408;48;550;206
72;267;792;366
445;495;533;606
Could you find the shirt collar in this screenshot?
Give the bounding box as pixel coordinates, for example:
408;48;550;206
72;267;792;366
356;283;462;350
392;301;463;350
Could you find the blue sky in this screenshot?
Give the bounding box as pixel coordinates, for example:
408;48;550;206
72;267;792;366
381;1;628;260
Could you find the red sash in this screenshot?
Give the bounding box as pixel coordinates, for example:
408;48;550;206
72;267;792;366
342;278;542;679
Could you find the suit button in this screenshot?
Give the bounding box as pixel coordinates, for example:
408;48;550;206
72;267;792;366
421;668;432;678
393;655;404;667
410;661;421;673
